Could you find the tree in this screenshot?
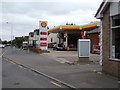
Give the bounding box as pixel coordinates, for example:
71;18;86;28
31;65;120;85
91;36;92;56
0;38;2;44
2;40;7;45
7;41;11;44
12;37;28;48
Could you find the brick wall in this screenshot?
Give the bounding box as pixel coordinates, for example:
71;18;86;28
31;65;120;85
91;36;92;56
87;33;99;53
102;5;119;77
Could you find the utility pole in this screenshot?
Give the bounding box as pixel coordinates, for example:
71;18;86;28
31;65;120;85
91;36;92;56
6;22;13;46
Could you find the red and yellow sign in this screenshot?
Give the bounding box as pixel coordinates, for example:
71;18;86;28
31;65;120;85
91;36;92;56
40;32;47;35
40;43;47;47
48;27;60;32
82;23;97;29
62;26;80;30
41;22;47;28
48;23;98;33
40;38;47;41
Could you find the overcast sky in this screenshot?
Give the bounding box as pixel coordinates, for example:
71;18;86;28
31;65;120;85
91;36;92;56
1;0;103;41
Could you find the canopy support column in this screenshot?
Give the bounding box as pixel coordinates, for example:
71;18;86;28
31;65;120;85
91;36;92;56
64;31;68;49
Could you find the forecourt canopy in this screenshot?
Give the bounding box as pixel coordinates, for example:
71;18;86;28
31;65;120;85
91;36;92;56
48;23;99;33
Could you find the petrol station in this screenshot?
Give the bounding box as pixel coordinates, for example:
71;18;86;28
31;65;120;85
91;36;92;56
48;22;99;50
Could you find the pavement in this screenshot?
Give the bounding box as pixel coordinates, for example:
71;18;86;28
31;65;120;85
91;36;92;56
44;48;100;64
2;47;119;88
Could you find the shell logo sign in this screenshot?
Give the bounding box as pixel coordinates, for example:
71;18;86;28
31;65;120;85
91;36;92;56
39;21;48;51
41;22;47;28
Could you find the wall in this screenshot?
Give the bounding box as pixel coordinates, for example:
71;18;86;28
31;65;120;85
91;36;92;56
48;33;59;44
102;4;119;77
87;33;99;53
110;2;120;16
28;35;34;46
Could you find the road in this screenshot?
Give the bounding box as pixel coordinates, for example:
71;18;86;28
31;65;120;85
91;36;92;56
2;47;118;88
2;52;70;88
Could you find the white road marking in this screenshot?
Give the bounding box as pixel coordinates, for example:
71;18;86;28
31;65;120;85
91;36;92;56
55;58;71;64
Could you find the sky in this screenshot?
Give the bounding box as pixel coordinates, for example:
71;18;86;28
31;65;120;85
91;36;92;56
0;0;103;41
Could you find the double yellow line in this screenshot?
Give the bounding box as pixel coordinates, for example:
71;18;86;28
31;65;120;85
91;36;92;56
50;81;62;87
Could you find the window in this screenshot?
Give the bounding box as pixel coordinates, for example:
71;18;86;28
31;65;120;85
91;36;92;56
112;14;120;26
51;38;53;42
31;33;34;37
36;30;39;35
111;28;120;59
111;14;120;59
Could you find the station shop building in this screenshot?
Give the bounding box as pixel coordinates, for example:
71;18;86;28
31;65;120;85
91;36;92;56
95;1;120;77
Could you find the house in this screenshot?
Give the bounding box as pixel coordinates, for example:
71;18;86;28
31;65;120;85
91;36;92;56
33;29;40;48
95;0;120;77
28;32;34;47
48;33;59;48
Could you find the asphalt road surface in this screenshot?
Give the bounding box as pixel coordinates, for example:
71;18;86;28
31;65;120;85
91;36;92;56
2;58;70;88
2;47;118;89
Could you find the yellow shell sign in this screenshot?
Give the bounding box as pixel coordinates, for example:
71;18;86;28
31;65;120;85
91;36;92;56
41;22;47;28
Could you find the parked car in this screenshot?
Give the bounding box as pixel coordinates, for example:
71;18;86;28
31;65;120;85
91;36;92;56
0;44;5;48
53;44;65;51
92;45;100;54
6;44;11;46
22;41;28;50
48;43;56;48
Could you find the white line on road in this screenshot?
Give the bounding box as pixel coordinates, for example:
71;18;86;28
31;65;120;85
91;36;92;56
55;58;71;64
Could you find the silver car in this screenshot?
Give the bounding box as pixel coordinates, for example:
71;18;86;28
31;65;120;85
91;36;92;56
0;44;5;48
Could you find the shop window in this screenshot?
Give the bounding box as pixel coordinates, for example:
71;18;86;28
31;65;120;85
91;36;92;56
112;14;120;27
111;15;120;60
111;28;120;59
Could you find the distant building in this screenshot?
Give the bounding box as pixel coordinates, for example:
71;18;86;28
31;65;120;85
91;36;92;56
48;33;59;48
28;29;40;48
28;32;34;47
33;29;40;48
95;1;120;77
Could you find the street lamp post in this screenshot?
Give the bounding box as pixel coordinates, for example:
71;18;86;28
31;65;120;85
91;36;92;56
6;22;13;46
